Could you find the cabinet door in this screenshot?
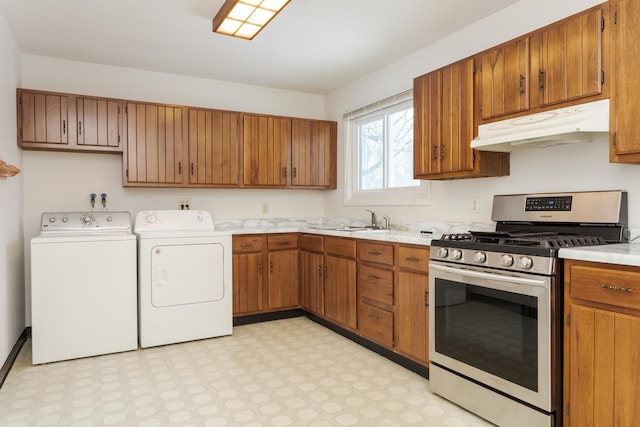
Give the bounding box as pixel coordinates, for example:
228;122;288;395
76;97;121;150
268;250;299;309
188;108;240;186
537;7;603;107
413;58;475;178
242;114;290;187
299;251;324;315
125;103;186;185
611;0;640;159
480;38;529;119
291;119;337;188
232;252;265;315
324;255;357;330
19;90;70;146
396;270;429;365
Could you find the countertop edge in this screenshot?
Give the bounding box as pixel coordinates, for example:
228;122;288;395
559;243;640;267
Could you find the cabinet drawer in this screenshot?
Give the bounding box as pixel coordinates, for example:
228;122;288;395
570;263;640;311
358;241;394;265
359;302;393;348
267;233;298;250
397;246;430;273
325;237;356;258
359;264;393;306
233;235;264;253
300;234;323;252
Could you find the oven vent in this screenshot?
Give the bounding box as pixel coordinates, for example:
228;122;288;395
544;236;605;248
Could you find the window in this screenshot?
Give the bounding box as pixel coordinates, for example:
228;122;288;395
345;91;430;206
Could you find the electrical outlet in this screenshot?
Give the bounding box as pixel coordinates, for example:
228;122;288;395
179;198;190;210
471;197;480;213
261;202;269;214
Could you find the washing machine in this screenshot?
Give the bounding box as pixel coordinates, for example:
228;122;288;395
30;211;138;364
134;210;232;348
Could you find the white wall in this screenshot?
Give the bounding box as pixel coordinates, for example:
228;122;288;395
20;55;328;324
0;5;24;365
323;0;640;227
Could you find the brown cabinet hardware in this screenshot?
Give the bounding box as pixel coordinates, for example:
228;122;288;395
601;284;633;293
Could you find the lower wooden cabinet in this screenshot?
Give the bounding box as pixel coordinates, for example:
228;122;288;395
358;302;393;348
267;234;299;310
299;234;325;315
395;245;430;365
564;260;640;427
324;246;357;331
232;235;266;315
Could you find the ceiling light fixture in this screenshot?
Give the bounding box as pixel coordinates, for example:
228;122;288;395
212;0;291;40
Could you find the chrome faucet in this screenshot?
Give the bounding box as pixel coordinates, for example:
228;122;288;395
366;209;377;228
383;215;391;230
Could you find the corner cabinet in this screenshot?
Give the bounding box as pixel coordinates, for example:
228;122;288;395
413;57;509;180
610;0;640;163
17;89;124;153
564;260;640;427
242;114;337;189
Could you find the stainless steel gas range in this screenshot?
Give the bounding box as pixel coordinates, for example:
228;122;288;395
428;190;628;427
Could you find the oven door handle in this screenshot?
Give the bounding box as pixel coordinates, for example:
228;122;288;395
429;263;548;288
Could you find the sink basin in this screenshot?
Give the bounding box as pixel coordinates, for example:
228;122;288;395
356;228;390;234
308;225;373;232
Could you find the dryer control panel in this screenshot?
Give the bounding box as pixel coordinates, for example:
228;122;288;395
40;211;132;234
134;210;215;232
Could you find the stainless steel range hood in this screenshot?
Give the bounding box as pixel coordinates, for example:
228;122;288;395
471;99;609;152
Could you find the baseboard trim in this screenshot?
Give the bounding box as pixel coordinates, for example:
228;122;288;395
0;327;29;390
304;312;429;379
233;309;304;326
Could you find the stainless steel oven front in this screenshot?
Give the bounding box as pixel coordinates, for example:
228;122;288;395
428;261;558;427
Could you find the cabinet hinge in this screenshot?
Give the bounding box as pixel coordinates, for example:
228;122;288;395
567;313;571;326
614;11;618;25
479;103;483;113
601;16;605;32
424;291;429;307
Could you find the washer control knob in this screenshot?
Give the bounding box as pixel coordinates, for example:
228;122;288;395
48;217;56;223
62;216;68;223
500;254;514;267
146;214;157;224
474;251;487;263
451;249;463;260
197;215;204;221
519;256;534;270
106;216;112;222
436;248;449;258
80;214;95;225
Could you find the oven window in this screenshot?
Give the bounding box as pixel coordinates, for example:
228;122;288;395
434;278;538;392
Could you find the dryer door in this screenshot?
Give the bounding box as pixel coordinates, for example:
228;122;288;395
151;243;225;307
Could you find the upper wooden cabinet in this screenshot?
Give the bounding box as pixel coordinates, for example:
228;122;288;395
479;37;530;120
124;102;186;186
242;114;337;189
242;114;291;187
610;0;640;163
17;89;123;153
187;108;241;187
532;6;605;107
413;57;509;180
291;119;337;189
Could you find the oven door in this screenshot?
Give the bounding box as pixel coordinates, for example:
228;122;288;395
428;261;552;412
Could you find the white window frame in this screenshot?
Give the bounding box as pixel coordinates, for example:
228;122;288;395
344;91;430;207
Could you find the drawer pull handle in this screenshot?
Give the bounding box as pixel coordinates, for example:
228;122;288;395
405;257;420;262
367;275;379;281
277;241;290;245
240;243;253;247
601;284;633;293
367;251;381;256
367;314;379;321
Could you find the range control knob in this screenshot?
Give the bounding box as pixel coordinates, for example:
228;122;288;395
450;249;463;260
519;256;534;270
500;254;514;267
473;251;487;263
436;247;449;258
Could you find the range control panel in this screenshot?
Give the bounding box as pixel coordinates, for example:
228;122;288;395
40;211;132;233
525;196;573;212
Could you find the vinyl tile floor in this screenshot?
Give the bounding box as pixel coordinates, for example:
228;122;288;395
0;317;493;427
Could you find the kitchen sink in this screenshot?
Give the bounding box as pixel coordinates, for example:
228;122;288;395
308;225;389;232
